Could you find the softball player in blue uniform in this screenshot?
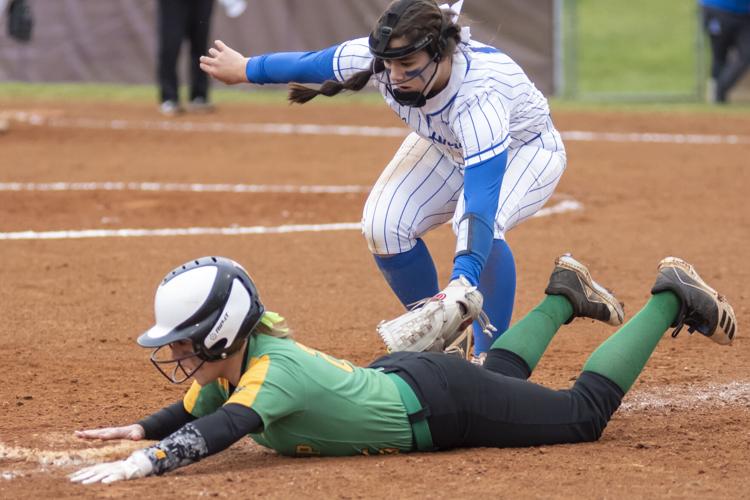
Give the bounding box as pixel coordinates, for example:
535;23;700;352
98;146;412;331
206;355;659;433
200;0;566;362
69;254;735;484
700;0;750;102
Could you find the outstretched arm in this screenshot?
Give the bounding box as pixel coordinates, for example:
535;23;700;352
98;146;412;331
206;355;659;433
70;404;263;484
451;150;508;285
200;40;338;85
199;40;250;84
74;424;145;441
74;401;195;442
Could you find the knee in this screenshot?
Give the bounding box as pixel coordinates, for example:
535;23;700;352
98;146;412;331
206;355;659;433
584;417;607;442
566;398;608;443
571;372;625;441
361;214;414;255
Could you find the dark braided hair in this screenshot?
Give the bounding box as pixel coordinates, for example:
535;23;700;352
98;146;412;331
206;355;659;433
288;0;462;104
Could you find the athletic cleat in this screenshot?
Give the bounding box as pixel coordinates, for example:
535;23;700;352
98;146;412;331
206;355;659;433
186;97;215;114
544;254;624;326
159;100;184;117
651;257;737;345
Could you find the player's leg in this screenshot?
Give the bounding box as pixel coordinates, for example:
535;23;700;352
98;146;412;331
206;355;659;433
157;0;187;106
583;257;735;394
469;239;515;358
703;6;732;84
716;15;750;103
363;132;463;307
453;140;567;359
187;0;214;104
484;254;623;379
429;258;735;449
388;351;622;449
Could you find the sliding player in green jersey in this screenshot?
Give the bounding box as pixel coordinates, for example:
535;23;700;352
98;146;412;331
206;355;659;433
71;254;735;484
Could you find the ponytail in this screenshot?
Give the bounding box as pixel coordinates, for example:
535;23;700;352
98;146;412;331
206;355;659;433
288;0;463;105
288;63;381;104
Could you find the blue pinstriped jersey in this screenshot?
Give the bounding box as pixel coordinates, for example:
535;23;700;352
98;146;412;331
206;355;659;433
332;37;564;167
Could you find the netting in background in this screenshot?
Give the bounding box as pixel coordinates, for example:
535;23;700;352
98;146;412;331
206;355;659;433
559;0;707;102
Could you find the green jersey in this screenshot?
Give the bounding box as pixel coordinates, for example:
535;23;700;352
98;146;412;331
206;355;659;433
182;334;413;456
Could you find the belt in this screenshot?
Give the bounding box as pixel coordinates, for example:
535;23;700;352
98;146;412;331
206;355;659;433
385;372;434;452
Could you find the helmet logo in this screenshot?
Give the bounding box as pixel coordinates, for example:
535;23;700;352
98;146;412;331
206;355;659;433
207;311;230;345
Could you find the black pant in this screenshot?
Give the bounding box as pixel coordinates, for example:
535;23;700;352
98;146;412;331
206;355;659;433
370;350;624;450
157;0;214;103
702;6;750;102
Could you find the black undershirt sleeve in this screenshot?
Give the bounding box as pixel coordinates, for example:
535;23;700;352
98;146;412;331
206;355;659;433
143;403;264;475
137;401;196;440
190;403;264;455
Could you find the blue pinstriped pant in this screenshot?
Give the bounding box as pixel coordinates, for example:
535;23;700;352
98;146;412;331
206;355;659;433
362;132;567;256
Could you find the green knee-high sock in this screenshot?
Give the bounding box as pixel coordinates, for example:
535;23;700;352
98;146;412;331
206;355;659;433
583;292;680;394
489;294;573;372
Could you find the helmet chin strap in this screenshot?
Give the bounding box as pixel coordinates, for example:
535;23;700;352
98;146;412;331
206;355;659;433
388;56;442;108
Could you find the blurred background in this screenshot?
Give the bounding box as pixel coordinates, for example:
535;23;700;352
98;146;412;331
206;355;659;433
1;0;748;107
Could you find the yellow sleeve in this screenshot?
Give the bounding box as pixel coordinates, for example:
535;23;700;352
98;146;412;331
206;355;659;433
182;378;230;417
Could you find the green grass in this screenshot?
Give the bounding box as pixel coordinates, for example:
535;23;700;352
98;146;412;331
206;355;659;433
3;81;749;114
0;1;732;108
572;0;703;98
549;97;750;114
0;82;383;106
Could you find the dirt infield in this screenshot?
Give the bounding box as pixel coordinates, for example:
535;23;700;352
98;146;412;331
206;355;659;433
0;100;748;499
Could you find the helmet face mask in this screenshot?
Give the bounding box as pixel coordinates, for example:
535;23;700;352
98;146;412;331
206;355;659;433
373;55;441;108
368;0;449;108
149;344;206;384
137;256;265;384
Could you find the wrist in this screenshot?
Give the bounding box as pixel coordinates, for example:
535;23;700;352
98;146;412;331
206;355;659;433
125;450;154;479
243;57;251;82
133;424;146;439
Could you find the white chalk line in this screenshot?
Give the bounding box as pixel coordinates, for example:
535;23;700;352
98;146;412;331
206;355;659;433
0;222;362;241
620;380;750;412
0;439;146;470
0;181;370;194
6;111;750;145
9;112;408;138
0;200;582;241
0;380;745;479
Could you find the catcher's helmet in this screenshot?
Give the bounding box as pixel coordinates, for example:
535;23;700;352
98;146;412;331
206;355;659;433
137;256;265;383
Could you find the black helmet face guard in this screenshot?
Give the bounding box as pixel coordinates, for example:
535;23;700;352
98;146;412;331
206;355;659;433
374;57;441;108
368;0;447;107
372;51;439;86
149;344;207;384
369;30;435;61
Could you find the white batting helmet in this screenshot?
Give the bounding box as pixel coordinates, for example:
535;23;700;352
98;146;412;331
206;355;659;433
137;256;265;382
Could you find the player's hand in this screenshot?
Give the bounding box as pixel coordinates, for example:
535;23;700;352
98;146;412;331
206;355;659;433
377;276;494;353
69;451;153;485
199;40;250;84
74;424;145;441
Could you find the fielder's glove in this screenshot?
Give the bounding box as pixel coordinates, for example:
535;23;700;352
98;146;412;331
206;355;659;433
377;276;496;356
69;450;153;485
7;0;33;42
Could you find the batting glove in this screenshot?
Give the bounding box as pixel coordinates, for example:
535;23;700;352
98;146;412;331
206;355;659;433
69;450;153;485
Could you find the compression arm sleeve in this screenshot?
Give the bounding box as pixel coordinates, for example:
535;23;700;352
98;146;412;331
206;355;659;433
245;45;338;84
451;150;508;285
137;401;196;441
142;404;263;475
